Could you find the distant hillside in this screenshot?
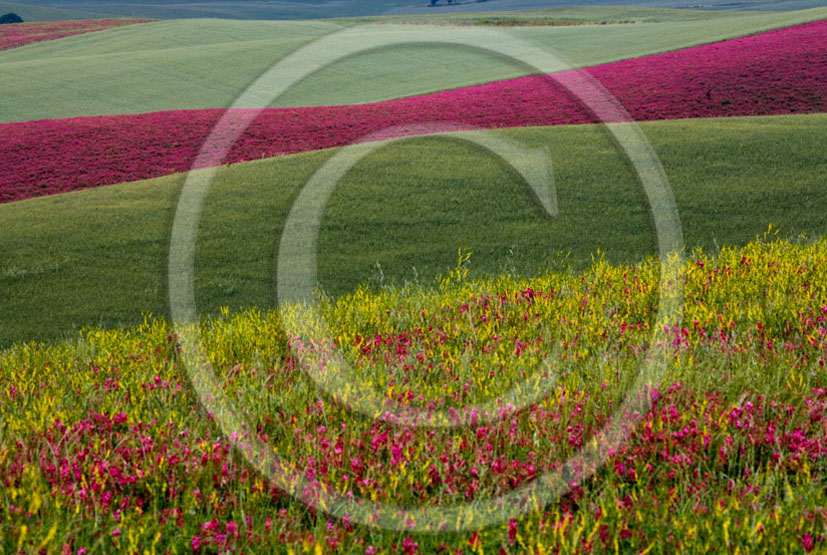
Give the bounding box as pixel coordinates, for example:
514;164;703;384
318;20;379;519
7;0;827;20
2;7;825;122
0;0;113;21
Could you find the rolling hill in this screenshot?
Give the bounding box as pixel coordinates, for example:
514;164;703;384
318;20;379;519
0;7;825;122
3;17;825;204
0;18;153;51
1;3;827;554
1;114;825;346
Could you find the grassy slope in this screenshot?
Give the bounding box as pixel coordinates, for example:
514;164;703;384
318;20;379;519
0;237;825;554
1;114;825;346
0;1;113;21
1;7;826;122
1;239;825;554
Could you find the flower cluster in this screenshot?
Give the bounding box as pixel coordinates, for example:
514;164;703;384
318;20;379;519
1;19;826;204
0;19;153;51
1;236;825;553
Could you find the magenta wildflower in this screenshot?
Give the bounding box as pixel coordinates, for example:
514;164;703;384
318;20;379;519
2;20;826;204
0;19;153;51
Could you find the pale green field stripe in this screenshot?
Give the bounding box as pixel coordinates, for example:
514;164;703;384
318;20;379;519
1;8;825;122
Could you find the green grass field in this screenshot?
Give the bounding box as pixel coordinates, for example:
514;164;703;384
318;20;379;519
2;234;826;553
2;234;825;553
1;113;825;347
1;7;825;122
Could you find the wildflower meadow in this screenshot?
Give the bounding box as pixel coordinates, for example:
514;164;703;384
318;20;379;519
2;5;826;554
1;235;825;553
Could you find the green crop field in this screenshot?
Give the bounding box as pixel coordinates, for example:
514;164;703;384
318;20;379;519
1;113;825;347
0;7;825;122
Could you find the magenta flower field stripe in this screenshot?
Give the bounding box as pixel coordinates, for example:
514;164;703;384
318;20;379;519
0;19;154;51
1;19;825;204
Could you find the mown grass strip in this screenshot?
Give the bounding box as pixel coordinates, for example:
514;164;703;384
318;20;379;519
0;114;825;346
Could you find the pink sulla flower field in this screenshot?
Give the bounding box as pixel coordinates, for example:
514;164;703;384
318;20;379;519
0;19;154;51
0;19;825;204
1;237;826;553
